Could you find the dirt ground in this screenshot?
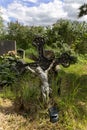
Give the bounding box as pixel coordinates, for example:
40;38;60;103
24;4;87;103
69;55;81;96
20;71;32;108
0;98;62;130
0;97;87;130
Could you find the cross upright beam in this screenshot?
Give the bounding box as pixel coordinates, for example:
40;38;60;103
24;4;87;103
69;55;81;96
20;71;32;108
33;36;45;60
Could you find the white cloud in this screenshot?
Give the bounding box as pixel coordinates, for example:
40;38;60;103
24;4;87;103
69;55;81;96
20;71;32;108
22;0;38;3
1;0;87;26
0;7;10;22
63;0;87;21
64;0;87;4
79;15;87;22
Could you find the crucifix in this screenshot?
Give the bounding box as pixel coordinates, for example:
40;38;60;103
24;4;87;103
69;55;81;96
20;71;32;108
4;36;76;104
26;36;76;104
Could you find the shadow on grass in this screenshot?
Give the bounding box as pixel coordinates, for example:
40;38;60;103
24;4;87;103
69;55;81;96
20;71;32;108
0;97;44;122
0;98;34;120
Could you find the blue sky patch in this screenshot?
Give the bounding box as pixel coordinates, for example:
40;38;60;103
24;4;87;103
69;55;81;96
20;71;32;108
0;0;55;8
0;0;13;8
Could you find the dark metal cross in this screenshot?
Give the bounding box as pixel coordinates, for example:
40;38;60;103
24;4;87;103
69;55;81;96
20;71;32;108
33;36;46;61
24;36;76;71
32;36;53;70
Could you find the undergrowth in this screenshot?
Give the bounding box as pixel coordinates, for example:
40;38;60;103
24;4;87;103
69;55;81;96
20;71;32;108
51;61;87;130
0;56;87;130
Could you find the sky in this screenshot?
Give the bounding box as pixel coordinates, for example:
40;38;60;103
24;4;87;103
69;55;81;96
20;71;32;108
0;0;87;26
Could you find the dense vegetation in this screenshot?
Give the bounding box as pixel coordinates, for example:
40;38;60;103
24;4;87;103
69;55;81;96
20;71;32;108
0;19;87;55
0;13;87;130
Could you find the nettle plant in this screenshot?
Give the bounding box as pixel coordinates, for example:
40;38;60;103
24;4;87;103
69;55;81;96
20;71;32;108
0;51;21;86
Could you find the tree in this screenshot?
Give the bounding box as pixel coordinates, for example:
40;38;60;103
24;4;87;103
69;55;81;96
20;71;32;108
5;21;46;50
75;33;87;54
0;10;4;37
45;19;87;55
78;4;87;17
6;21;33;49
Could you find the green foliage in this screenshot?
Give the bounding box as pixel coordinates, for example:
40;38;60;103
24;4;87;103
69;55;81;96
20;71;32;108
1;86;15;99
0;17;87;129
78;4;87;17
0;56;16;86
0;11;5;39
0;54;87;129
4;21;33;49
21;82;39;102
0;53;27;86
13;73;40;111
3;21;46;49
52;62;87;130
75;33;87;54
77;54;87;64
45;19;87;55
1;19;87;55
25;47;38;57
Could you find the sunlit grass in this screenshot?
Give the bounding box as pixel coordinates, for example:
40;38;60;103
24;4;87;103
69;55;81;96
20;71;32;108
24;57;34;63
50;59;87;130
61;63;87;75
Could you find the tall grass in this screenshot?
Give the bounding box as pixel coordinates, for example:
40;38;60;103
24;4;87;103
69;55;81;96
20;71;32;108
51;61;87;130
0;85;15;99
0;55;87;129
12;72;41;112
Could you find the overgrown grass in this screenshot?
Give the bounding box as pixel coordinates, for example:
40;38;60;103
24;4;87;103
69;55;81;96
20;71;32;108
0;86;15;100
51;61;87;130
0;56;87;130
24;57;34;63
13;72;41;112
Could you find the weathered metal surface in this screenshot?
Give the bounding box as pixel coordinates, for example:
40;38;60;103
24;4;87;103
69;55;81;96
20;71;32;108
32;36;75;70
48;106;59;123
